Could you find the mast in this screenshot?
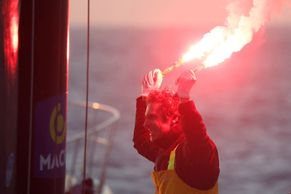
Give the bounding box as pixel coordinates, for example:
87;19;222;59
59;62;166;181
0;0;69;193
0;0;20;193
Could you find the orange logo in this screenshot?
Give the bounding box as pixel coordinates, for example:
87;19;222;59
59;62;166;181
49;103;66;144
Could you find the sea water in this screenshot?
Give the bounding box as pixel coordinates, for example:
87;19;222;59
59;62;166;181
68;26;291;194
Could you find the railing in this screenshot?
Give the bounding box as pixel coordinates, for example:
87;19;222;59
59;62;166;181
65;101;120;194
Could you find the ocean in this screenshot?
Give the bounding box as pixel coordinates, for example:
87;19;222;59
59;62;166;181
67;26;291;194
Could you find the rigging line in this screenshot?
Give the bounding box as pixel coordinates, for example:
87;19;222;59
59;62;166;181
27;0;36;193
83;0;90;189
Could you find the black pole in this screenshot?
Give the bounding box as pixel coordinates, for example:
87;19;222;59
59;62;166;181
0;1;19;194
16;0;69;194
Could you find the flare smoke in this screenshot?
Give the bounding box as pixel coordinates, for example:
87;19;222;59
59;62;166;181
163;0;288;75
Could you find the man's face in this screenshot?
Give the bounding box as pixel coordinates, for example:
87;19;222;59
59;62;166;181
144;102;172;141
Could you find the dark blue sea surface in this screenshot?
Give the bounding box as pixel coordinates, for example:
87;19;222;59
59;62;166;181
67;26;291;194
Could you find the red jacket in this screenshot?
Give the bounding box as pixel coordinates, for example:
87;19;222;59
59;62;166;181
133;96;219;190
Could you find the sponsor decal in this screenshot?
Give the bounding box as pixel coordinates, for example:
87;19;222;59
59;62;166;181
34;95;66;178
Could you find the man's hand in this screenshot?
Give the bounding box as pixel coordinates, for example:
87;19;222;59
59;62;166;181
176;70;197;99
141;69;163;96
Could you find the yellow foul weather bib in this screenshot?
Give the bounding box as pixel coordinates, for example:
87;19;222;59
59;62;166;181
151;148;218;194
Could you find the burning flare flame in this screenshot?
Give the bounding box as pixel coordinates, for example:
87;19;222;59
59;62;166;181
163;0;287;75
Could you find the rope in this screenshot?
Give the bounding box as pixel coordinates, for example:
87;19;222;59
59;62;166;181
82;0;90;192
27;0;36;193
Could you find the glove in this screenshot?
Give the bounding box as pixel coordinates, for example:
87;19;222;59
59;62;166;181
141;68;163;96
176;70;197;99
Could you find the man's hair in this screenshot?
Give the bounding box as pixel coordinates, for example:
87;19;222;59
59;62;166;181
147;89;180;121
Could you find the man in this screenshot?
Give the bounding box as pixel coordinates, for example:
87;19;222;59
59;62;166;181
133;69;220;194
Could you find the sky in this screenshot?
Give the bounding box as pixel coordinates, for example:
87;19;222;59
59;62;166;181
70;0;291;28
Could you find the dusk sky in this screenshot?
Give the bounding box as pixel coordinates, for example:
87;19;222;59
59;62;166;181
70;0;291;28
